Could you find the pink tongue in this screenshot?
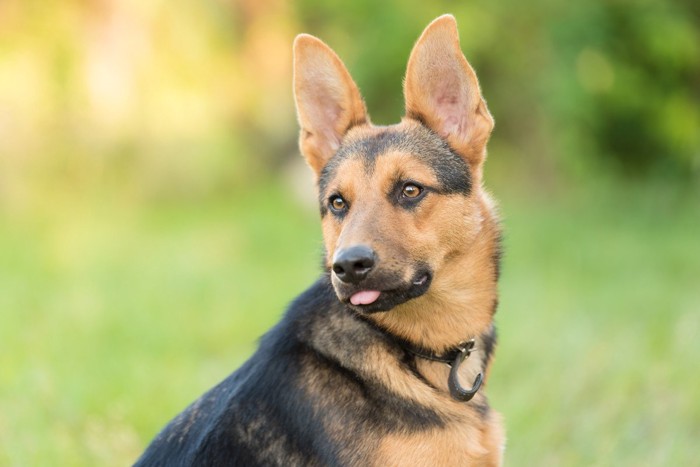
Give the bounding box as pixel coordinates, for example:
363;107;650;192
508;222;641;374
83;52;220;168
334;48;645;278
350;290;381;306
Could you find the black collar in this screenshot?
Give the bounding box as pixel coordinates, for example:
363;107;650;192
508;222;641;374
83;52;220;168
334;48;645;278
401;338;475;365
355;312;485;402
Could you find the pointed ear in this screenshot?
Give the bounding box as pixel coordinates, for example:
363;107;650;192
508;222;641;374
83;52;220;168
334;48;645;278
293;34;368;176
404;15;494;174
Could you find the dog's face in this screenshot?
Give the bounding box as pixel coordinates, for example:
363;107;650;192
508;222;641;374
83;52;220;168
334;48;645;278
318;122;484;313
294;16;495;316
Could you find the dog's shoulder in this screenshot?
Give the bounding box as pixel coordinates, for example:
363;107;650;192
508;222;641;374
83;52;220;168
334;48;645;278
134;277;342;466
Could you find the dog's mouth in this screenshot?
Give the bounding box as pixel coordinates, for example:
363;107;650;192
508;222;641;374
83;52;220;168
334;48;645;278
335;270;432;313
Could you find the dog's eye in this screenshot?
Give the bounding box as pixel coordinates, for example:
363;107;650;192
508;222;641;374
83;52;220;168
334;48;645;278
402;183;422;198
329;195;347;212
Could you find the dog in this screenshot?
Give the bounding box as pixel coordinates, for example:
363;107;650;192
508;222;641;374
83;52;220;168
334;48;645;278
135;14;504;466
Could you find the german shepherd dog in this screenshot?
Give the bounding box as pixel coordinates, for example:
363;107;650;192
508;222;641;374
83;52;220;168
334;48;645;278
136;14;504;466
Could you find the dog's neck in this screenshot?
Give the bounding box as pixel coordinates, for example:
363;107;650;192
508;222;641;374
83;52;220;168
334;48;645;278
349;304;497;403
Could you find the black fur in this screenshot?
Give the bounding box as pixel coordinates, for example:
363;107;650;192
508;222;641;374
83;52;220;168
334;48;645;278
135;276;444;467
492;232;503;281
481;325;497;367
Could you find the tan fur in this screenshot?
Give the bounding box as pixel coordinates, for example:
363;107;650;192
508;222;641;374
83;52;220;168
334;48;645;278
293;14;505;464
375;411;505;466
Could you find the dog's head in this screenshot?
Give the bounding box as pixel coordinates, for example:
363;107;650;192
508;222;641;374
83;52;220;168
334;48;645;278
293;16;498;326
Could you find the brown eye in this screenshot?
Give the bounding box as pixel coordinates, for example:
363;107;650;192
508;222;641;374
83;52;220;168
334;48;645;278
330;196;346;211
402;184;422;198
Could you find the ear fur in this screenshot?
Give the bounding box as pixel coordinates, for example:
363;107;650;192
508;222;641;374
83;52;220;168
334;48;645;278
404;15;494;175
293;34;368;176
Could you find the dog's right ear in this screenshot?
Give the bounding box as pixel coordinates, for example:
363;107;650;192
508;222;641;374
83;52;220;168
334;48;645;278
293;34;367;176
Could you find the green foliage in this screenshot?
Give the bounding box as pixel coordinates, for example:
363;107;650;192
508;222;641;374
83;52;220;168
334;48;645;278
545;1;700;177
295;0;700;179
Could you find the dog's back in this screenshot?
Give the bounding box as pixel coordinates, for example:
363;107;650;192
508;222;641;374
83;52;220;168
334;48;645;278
136;280;340;466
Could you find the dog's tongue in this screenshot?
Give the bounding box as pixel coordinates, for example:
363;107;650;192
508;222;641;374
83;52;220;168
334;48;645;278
350;290;381;306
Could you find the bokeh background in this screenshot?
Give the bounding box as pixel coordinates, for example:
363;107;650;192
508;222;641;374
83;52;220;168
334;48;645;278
1;0;699;465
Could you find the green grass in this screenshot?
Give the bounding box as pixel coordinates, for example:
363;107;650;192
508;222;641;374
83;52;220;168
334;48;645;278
491;182;700;465
1;178;698;465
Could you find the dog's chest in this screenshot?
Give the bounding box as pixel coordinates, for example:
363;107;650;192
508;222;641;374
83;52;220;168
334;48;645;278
372;418;504;467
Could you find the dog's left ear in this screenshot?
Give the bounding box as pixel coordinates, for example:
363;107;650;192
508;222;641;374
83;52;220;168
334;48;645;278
293;34;368;177
404;15;494;177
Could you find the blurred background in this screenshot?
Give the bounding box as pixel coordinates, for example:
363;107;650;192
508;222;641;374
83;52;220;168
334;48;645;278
1;0;698;465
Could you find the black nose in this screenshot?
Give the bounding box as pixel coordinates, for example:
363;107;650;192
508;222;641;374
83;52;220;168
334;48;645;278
332;245;376;284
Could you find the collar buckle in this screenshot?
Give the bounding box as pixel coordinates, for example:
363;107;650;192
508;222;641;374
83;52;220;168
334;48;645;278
455;338;477;357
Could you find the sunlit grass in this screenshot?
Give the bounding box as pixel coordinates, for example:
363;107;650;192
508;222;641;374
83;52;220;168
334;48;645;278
0;177;698;465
